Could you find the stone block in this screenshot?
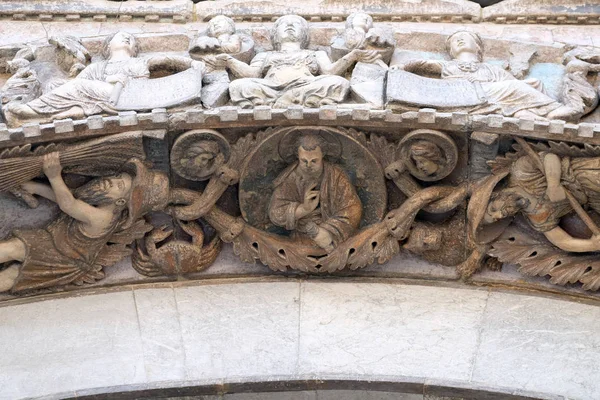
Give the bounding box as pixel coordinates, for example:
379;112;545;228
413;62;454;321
472;292;600;399
175;282;300;380
134;288;186;382
298;282;488;381
0;291;145;399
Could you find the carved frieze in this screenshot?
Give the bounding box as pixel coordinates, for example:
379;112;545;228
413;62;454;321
3;13;600;298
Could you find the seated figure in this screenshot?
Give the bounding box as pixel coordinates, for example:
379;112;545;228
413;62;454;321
392;31;577;121
6;31;203;121
189;15;254;108
330;12;394;107
268;134;362;252
215;14;380;109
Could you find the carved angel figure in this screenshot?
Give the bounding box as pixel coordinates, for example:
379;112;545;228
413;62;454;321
480;151;600;252
0;153;169;293
217;15;380;109
6;31;203;121
392;31;577;121
268;134;362;252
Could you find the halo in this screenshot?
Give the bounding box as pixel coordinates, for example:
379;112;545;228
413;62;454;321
171;129;231;181
278;127;343;163
399;129;458;182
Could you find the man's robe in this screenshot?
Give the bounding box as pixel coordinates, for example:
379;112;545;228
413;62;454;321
268;161;362;246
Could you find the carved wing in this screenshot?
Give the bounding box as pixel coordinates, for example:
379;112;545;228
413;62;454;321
490;226;600;291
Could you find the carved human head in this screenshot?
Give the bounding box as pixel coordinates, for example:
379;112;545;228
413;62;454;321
410;140;444;177
272;15;310;50
74;173;133;209
180;140;223;177
208;15;236;38
483;189;529;224
297;135;324;178
102;32;139;59
346;12;373;32
446;31;483;61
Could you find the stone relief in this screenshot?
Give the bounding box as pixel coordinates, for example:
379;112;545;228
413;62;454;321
387;31;598;122
1;18;600;125
222;15;379;109
0;132;168;293
3;16;600;297
3;31;205;123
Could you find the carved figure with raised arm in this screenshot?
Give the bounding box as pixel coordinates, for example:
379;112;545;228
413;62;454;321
0;153;169;293
217;15;380;109
330;12;394;107
5;31;204;121
189;15;255;108
268;134;362;252
481;150;600;253
392;31;579;121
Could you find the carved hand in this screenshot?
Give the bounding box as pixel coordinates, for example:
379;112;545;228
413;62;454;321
195;36;221;51
546;184;567;203
42;152;62;179
295;188;320;220
105;74;128;86
313;227;334;252
353;49;382;64
205;54;231;70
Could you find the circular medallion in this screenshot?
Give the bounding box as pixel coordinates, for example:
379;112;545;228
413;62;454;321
171;129;231;181
238;126;387;233
399;129;458;182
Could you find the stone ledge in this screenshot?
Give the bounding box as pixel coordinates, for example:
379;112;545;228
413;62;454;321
0;0;193;23
1;281;598;399
483;1;600;24
3;107;600;149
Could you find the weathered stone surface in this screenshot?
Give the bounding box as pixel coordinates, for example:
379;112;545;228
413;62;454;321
0;0;193;22
0;291;146;399
195;0;481;22
472;291;600;400
0;281;595;399
483;1;600;23
174;282;300;380
298;282;489;381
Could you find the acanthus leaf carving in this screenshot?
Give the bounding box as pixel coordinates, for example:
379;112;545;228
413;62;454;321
490;226;600;291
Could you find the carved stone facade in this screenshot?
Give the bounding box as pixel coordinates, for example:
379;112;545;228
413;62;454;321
2;0;600;302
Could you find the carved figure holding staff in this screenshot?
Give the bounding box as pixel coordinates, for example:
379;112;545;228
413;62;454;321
476;143;600;253
0;153;169;293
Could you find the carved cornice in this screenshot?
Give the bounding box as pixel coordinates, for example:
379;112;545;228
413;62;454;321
2;107;599;149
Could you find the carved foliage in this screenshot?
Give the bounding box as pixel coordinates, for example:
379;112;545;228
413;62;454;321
490;227;600;291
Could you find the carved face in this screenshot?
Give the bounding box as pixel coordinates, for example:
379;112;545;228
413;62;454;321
108;32;136;57
298;145;324;178
413;156;439;176
102;173;133;200
75;173;133;206
449;31;479;59
275;16;305;45
350;13;372;32
409;141;443;177
193;152;215;169
483;193;523;224
209;16;235;37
